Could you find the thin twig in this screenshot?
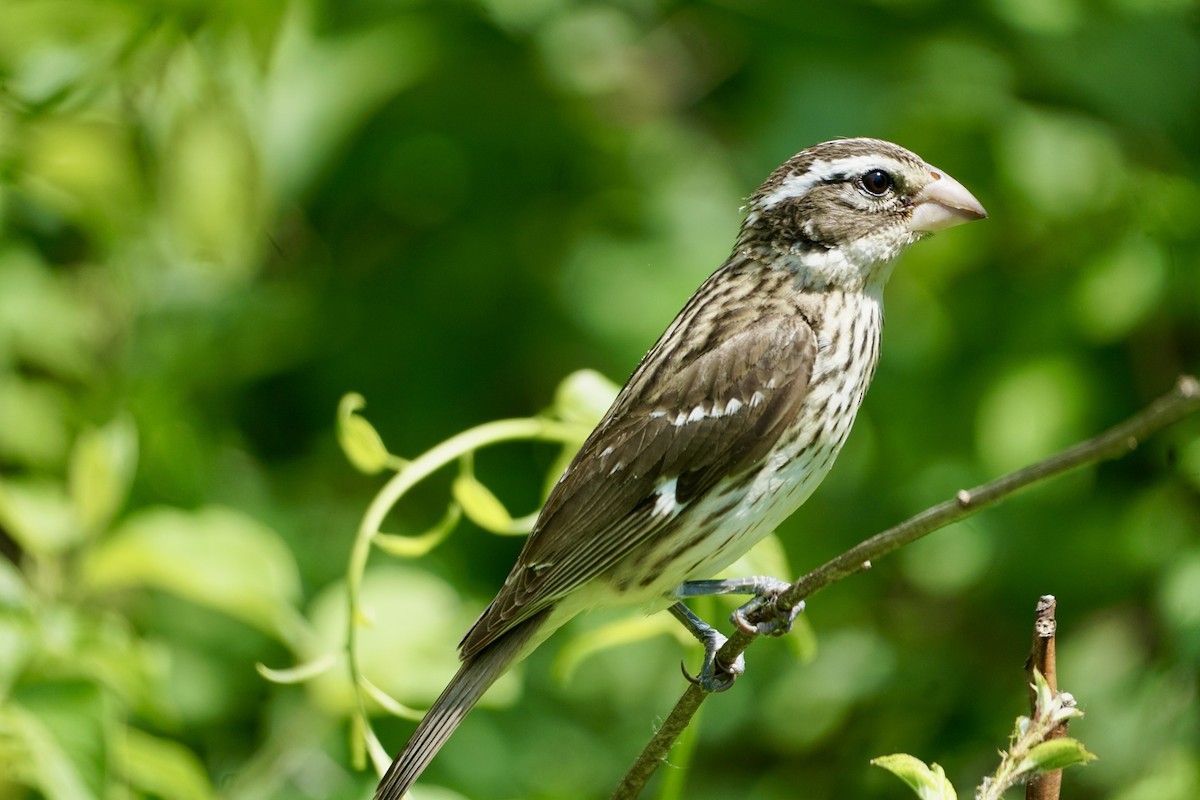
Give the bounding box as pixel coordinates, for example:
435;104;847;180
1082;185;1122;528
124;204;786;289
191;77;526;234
1026;596;1065;800
611;375;1200;800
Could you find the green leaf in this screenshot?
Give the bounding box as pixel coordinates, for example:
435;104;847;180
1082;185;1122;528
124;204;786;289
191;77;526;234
256;653;338;684
871;754;958;800
452;473;517;534
68;414;137;535
81;506;303;645
5;703;94;800
337;393;392;474
373;502;461;558
552;369;619;427
358;675;425;721
1021;738;1097;774
0;477;78;556
114;725;217;800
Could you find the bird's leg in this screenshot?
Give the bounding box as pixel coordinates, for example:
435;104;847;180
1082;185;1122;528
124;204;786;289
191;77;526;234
668;602;743;692
676;576;805;637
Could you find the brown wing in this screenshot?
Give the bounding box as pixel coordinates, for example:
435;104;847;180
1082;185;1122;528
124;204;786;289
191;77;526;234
460;293;816;658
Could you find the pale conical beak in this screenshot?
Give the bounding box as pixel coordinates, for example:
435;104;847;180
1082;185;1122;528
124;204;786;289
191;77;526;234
907;166;987;233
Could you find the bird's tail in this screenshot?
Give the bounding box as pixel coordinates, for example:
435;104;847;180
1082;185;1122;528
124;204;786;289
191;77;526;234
373;610;550;799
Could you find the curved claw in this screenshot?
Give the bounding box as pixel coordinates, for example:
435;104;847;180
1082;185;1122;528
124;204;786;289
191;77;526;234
681;655;743;693
703;666;739;693
733;596;805;637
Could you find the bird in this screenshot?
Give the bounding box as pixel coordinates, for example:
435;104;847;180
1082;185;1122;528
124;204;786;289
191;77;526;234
374;137;986;799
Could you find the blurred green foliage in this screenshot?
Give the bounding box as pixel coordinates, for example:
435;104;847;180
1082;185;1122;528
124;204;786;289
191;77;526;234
1;0;1198;799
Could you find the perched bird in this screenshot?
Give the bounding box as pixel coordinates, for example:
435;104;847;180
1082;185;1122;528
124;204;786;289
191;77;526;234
375;137;986;799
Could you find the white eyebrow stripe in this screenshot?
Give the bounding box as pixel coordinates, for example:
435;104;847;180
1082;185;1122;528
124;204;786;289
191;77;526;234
757;155;910;209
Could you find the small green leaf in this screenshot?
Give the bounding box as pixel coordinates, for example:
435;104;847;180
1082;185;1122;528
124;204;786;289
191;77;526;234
358;676;425;721
1021;738;1097;774
871;754;958;800
256;653;339;684
552;369;619;427
68;415;137;535
337;393;393;474
0;477;78;556
373;503;461;558
452;473;516;534
114;725;216;800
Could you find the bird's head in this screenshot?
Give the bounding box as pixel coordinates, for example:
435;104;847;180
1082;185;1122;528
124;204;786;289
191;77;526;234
739;138;987;290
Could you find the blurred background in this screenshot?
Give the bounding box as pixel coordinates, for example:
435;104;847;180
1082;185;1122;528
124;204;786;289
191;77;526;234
1;0;1198;798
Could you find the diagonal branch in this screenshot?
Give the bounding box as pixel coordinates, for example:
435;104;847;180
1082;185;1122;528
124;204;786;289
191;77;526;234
611;375;1200;800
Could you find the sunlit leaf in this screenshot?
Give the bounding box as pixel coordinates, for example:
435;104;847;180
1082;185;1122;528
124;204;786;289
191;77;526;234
0;477;78;556
358;676;425;721
871;754;958;800
81;506;303;646
373;503;461;558
0;375;71;469
0;557;27;608
6;703;93;800
262;3;434;199
337;393;393;474
161;106;262;286
452;473;516;534
256;653;339;684
68;415;137;535
1019;738;1097;775
552;369;619;427
114;725;217;800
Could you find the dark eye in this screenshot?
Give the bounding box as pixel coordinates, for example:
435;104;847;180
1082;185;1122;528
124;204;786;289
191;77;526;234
859;169;893;196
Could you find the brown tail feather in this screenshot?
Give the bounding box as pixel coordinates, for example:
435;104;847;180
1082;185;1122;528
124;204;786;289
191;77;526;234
373;610;551;799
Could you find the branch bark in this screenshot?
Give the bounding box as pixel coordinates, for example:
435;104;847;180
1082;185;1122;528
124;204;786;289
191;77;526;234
611;375;1200;800
1026;595;1065;800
